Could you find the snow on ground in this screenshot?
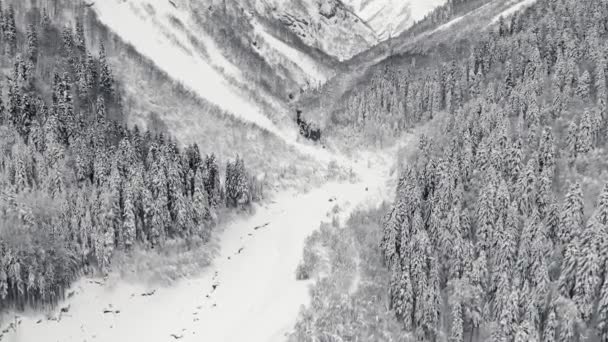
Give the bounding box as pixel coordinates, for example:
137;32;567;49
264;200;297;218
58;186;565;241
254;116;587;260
344;0;446;39
429;15;464;34
491;0;537;23
3;148;395;342
93;0;285;138
251;21;330;87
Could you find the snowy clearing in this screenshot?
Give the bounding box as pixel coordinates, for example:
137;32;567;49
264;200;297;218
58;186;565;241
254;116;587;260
3;150;395;342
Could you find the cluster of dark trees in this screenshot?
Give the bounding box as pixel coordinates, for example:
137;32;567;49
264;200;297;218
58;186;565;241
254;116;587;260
296;110;321;142
379;0;608;341
0;3;255;310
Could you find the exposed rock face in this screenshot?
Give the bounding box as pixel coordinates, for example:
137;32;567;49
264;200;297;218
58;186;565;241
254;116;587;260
249;0;379;61
318;0;339;19
245;0;447;60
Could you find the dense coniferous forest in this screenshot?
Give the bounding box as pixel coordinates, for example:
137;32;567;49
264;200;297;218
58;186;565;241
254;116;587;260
0;3;256;311
377;0;608;340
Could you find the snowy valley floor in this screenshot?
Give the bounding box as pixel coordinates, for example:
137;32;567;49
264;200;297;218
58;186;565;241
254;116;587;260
2;149;396;342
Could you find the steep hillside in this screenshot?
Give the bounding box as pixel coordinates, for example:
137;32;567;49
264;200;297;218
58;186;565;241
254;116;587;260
247;0;379;61
297;0;538;148
92;0;341;132
292;0;608;340
343;0;446;40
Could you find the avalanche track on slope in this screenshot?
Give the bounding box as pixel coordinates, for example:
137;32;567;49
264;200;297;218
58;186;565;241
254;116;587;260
93;0;292;142
93;0;352;164
4;149;395;342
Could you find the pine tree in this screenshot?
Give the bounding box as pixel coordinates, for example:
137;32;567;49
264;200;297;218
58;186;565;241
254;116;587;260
449;300;464;342
77;63;88;101
74;19;86;54
381;208;400;267
505;60;515;91
499;289;519;341
559;183;584;244
86;53;97;95
514;319;536;342
577;111;593;154
543;307;557;342
123;185;136;249
108;160;122;248
395;267;414;331
424;256;441;339
576;69;590;100
558;303;579;342
98;188;117;272
595;58;607;132
99;44;114;98
61;25;74;57
595;184;608;225
559;236;579;298
574;218;600;321
148;152;169;246
518;158;538;216
203;154;221;207
3;5;15;55
0;254;7;301
476;182;495;250
193;166;211;240
566;121;578;164
597;279;608;340
26;24;38;64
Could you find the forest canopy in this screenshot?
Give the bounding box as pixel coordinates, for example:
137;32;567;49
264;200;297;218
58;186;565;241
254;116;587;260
0;2;257;311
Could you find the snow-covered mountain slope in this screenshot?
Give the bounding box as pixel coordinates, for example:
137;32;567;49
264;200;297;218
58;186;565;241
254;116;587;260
298;0;534;139
93;0;282;134
343;0;446;40
93;0;341;138
247;0;379;61
247;0;448;59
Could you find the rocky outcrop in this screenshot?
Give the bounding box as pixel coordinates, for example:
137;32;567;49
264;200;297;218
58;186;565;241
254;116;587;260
250;0;379;61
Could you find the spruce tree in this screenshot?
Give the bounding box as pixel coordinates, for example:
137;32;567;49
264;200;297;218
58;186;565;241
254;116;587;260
576;69;590;100
74;19;86;54
543;307;557;342
559;182;584;244
577;110;593;154
26;24;38;64
123;185;136;249
597;279;608;340
193;166;211;240
449;300;464;342
3;5;15;55
99;44;114;98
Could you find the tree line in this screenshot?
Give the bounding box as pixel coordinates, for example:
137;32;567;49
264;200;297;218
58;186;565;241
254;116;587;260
0;2;257;311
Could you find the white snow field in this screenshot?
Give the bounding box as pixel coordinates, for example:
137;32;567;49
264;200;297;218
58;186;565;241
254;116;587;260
4;149;395;342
